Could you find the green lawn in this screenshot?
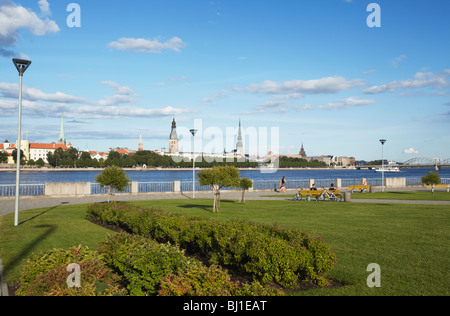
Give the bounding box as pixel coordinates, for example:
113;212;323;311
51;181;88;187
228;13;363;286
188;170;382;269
1;198;449;296
350;191;450;201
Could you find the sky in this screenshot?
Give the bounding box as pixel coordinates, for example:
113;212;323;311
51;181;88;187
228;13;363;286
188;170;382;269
0;0;449;162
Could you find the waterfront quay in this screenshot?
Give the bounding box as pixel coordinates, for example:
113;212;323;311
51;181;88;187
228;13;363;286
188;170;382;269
1;167;449;200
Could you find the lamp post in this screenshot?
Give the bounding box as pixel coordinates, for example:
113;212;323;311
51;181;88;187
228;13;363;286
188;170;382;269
190;129;198;199
379;139;386;192
12;58;32;227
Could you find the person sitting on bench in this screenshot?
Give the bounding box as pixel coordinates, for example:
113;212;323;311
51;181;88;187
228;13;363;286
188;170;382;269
310;184;318;191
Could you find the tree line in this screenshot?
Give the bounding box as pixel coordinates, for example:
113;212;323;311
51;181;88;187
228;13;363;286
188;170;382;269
2;147;327;169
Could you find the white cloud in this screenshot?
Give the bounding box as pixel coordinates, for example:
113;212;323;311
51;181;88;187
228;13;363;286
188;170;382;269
319;97;376;110
108;37;185;53
0;1;59;55
0;82;88;104
38;0;51;17
363;69;450;94
392;55;407;68
363;69;377;75
201;90;229;104
0;81;191;119
97;81;137;106
240;76;365;95
168;76;189;82
404;148;419;154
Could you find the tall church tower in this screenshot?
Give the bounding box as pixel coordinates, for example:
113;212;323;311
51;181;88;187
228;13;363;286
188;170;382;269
236;119;244;156
299;143;307;158
138;134;144;151
58;114;66;145
169;118;179;154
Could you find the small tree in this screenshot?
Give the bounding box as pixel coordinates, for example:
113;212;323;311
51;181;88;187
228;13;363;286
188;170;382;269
421;171;441;195
95;166;130;203
239;177;253;203
197;165;241;213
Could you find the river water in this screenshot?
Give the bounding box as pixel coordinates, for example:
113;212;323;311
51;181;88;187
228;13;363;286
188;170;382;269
0;168;449;185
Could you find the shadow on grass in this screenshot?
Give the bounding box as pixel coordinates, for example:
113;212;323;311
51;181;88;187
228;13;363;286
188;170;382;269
3;224;56;278
178;199;237;213
19;202;69;226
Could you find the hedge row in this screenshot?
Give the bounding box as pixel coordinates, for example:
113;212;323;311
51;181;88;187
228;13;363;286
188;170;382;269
86;202;337;288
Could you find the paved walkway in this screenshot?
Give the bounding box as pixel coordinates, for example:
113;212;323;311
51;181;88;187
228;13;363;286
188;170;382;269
1;191;449;217
0;191;285;216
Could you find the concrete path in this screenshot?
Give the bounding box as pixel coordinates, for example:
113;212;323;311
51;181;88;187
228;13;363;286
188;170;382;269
0;191;285;216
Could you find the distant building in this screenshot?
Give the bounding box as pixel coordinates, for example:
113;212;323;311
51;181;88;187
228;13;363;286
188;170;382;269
169;118;179;154
29;142;71;163
1;140;71;164
337;156;356;167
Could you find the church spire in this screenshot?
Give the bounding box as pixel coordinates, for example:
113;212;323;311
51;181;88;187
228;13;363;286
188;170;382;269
58;114;66;145
138;134;144;151
236;119;243;155
169;118;179;154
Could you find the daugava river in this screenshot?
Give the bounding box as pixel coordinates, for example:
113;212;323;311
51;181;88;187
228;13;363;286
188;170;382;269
0;168;449;185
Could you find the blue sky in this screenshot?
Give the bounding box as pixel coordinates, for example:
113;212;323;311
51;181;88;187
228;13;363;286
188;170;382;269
1;0;449;162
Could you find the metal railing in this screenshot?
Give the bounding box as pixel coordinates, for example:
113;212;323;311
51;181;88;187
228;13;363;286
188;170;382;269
91;183;131;195
139;182;173;193
1;177;449;198
0;184;44;197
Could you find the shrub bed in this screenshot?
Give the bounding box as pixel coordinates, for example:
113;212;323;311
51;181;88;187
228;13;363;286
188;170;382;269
98;232;283;296
16;246;126;296
86;202;337;288
17;232;282;296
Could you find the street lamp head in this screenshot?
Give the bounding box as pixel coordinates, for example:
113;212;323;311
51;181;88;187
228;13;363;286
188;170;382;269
379;139;386;145
12;58;32;76
190;129;198;136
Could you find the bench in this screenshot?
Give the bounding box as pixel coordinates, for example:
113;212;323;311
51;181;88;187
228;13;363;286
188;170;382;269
294;189;341;201
298;190;324;198
349;185;370;193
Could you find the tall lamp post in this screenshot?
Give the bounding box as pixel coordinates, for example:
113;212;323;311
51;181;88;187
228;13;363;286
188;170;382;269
12;58;32;227
190;129;198;199
379;139;386;192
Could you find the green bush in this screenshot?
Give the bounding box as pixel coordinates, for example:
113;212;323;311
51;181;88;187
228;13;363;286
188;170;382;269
17;246;125;296
86;202;337;288
97;232;195;296
98;232;283;296
159;264;284;296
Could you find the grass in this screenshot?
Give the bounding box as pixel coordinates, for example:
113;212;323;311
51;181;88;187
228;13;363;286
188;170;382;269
1;198;449;295
351;191;450;201
0;203;111;282
262;190;450;201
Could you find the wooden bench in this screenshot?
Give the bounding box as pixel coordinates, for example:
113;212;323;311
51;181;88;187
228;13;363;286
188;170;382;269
295;189;341;200
298;189;324;198
349;185;370;193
